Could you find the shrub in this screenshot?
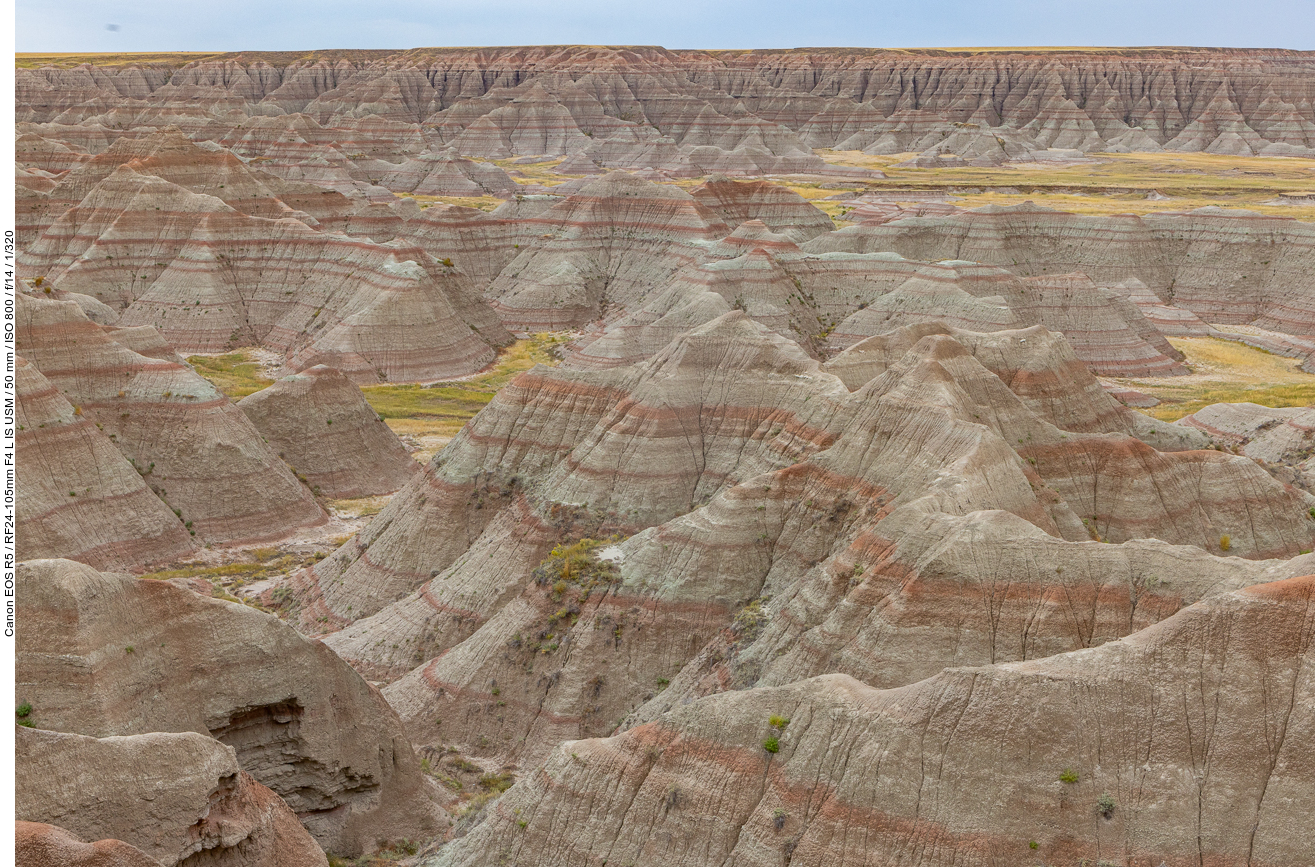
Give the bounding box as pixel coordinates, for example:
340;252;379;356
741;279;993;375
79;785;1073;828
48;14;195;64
768;715;790;729
1097;792;1116;819
1029;840;1039;850
479;772;514;793
1220;534;1232;552
762;736;780;754
16;703;33;727
1059;768;1079;784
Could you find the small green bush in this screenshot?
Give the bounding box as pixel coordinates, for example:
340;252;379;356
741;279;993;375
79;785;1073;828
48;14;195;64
1059;768;1079;784
1097;792;1116;819
16;703;34;727
768;715;790;729
1220;534;1232;552
1029;840;1039;850
762;736;780;754
479;772;514;793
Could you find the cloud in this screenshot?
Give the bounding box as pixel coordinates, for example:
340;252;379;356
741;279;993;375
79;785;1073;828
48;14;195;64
15;0;1315;52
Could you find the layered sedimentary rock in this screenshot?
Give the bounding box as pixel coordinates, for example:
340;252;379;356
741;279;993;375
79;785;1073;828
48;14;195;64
435;576;1315;867
16;726;326;867
19;156;513;381
292;318;1310;780
566;239;1187;377
691;178;834;242
16;558;441;855
377;149;518;197
16;292;326;545
237;365;418;498
20;48;1315;160
1178;401;1315;489
858;203;1315;337
484;172;730;329
15;353;196;569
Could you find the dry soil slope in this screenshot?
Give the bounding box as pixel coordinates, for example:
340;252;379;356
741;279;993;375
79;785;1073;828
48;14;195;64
15;353;197;569
237;365;418;499
16;291;327;545
434;575;1315;867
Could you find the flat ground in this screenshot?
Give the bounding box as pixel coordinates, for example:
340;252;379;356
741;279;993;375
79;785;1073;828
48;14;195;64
818;150;1315;220
1106;338;1315;421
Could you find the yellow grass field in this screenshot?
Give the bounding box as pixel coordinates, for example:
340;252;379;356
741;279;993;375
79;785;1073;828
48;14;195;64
818;149;1315;220
1105;338;1315;421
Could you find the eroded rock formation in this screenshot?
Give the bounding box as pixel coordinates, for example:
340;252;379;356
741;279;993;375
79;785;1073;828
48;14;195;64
16;558;442;855
16;727;327;867
237;365;418;499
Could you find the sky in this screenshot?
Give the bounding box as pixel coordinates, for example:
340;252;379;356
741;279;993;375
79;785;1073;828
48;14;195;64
14;0;1315;53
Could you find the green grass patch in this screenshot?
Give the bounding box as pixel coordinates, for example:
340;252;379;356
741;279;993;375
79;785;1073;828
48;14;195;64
361;333;569;438
187;350;273;399
139;548;321;588
187;336;568;448
403;193;503;212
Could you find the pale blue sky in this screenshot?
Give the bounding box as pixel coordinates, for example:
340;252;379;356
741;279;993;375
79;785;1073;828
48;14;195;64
16;0;1315;52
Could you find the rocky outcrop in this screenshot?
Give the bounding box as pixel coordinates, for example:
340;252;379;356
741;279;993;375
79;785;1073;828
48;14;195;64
691;177;834;243
377;149;518;197
16;292;326;546
484;172;730;329
17;822;162;867
435;575;1315;867
237;365;418;499
566;246;1189;378
15;558;443;856
19;48;1315;159
16;727;327;867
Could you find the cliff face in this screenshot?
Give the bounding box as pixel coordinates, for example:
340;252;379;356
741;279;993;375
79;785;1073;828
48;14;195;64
17;47;1315;156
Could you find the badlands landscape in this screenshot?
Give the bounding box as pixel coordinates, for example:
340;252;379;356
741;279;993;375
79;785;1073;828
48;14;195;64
12;45;1315;866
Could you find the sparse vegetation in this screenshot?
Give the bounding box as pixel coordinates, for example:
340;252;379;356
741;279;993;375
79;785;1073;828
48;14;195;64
532;536;621;593
479;772;514;793
1097;792;1117;819
1220;534;1232;552
138;547;319;611
818;149;1315;221
186;350;274;399
1059;768;1079;784
769;715;790;729
357;333;569;462
1108;337;1315;422
16;703;33;728
762;735;780;754
326;839;420;867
